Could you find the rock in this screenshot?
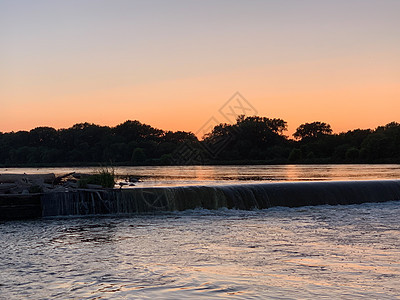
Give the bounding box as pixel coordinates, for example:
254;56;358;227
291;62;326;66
53;172;75;185
64;181;78;188
73;173;91;179
128;176;139;183
0;173;56;184
0;183;17;193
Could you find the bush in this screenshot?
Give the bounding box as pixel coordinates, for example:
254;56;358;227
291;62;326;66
78;167;115;188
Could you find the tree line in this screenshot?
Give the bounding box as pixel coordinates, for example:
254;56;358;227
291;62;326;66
0;116;399;166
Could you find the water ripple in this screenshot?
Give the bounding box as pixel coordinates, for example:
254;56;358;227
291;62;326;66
1;202;400;298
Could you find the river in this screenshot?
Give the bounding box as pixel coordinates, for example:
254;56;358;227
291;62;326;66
2;164;400;186
1;164;400;299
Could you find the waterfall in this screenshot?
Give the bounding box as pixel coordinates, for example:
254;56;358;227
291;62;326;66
41;190;111;216
40;180;400;217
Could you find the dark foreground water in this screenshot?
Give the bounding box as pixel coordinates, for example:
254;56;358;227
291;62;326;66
1;201;400;299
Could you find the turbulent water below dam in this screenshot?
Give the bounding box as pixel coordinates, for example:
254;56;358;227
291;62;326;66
1;202;400;299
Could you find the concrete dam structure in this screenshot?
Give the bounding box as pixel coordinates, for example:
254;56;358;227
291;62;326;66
2;180;400;219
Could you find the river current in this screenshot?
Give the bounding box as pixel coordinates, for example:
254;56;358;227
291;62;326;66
2;164;400;186
1;165;400;299
1;203;400;299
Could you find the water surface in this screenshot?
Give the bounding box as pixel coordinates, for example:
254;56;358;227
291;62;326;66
2;164;400;187
1;202;400;299
2;165;400;299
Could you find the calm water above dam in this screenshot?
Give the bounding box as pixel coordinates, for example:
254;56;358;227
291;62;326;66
1;165;400;299
2;164;400;186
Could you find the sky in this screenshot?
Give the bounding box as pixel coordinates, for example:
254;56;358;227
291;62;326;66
1;0;399;137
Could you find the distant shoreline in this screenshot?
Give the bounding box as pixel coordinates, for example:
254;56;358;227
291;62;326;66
1;160;400;169
1;118;399;165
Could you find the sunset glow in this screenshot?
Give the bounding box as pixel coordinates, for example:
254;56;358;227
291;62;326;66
1;0;399;136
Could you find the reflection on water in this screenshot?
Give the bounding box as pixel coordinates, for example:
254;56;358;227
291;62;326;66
1;202;400;299
2;164;400;187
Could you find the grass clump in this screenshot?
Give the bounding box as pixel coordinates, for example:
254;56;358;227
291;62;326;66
78;166;116;188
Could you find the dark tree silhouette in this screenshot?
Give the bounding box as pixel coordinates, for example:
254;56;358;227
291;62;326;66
113;120;163;142
203;115;288;160
0;118;399;165
293;122;333;140
29;127;58;147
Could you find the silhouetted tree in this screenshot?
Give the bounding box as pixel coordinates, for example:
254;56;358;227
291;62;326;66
293;122;332;140
29;127;58;147
0;117;399;165
288;148;302;161
203;115;288;159
113;120;163;142
345;147;359;160
131;148;146;165
162;131;197;144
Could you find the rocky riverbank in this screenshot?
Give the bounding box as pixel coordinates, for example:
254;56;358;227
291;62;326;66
0;172;123;195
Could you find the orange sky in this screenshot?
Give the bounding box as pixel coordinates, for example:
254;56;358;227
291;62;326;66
1;1;399;137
